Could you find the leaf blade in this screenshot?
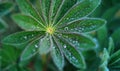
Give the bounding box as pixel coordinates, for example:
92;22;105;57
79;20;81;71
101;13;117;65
16;0;44;23
58;0;101;25
12;14;45;31
51;36;64;70
56;35;86;69
58;18;106;33
59;33;96;51
39;34;52;55
21;38;40;61
2;31;43;46
0;2;13;17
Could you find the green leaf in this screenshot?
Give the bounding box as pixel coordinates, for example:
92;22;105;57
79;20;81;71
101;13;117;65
2;31;43;46
16;0;44;23
60;33;96;51
21;38;40;61
56;35;86;69
112;28;120;48
110;61;120;69
0;45;19;67
99;48;109;71
12;14;45;31
109;50;120;65
102;4;120;21
100;48;109;66
108;37;115;55
51;36;64;70
0;19;8;32
58;0;101;25
51;0;63;22
97;25;108;48
55;0;77;24
39;0;51;23
0;2;13;17
58;18;106;33
39;34;52;55
34;57;43;71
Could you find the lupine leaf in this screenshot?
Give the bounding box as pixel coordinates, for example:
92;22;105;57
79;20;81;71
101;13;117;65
99;48;109;71
12;14;45;31
58;18;106;33
51;0;63;22
108;37;115;55
112;28;120;48
2;31;43;46
0;2;13;17
39;34;52;55
0;19;8;32
55;0;77;24
51;36;64;70
21;38;40;61
58;0;101;25
97;25;108;48
16;0;44;23
56;35;86;69
109;50;120;65
59;33;96;51
38;0;51;23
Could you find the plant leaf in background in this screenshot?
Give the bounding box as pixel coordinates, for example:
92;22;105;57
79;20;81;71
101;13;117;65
99;37;120;71
0;2;13;33
2;0;106;70
0;19;8;33
112;28;120;49
0;2;13;17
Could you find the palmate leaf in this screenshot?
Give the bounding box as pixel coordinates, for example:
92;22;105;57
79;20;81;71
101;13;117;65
12;14;45;31
57;0;101;25
58;18;106;33
56;35;86;69
0;2;13;17
2;31;44;46
2;0;106;70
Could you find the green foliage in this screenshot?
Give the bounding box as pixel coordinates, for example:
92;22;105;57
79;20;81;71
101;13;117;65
0;0;120;71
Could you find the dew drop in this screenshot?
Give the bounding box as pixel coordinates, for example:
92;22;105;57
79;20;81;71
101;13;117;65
63;45;67;48
33;49;36;52
53;46;55;49
31;34;34;37
64;27;69;31
24;36;27;40
35;44;38;48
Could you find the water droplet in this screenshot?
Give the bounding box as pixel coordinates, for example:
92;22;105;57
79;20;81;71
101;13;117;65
31;34;34;37
66;18;69;20
35;44;38;48
64;27;69;31
53;46;55;48
33;49;36;52
63;45;67;48
24;36;27;40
